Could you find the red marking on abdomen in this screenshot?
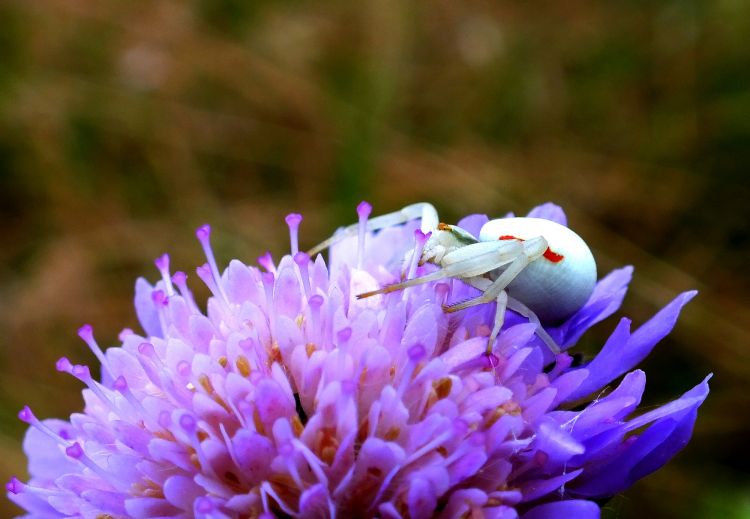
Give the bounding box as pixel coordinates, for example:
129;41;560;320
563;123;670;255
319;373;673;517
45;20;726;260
543;248;564;263
500;235;564;262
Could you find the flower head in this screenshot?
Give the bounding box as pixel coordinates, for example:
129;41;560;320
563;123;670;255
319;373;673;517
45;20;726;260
9;203;709;518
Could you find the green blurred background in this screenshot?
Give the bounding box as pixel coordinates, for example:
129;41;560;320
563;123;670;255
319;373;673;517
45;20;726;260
1;1;749;517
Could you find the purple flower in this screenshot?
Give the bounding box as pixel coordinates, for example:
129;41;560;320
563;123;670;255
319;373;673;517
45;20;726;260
8;203;709;519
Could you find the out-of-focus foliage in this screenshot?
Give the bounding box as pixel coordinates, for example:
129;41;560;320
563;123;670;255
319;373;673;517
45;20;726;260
0;1;748;517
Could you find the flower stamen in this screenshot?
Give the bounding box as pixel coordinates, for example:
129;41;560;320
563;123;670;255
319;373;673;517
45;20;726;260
195;224;229;304
356;201;372;269
154;253;175;296
285;213;303;256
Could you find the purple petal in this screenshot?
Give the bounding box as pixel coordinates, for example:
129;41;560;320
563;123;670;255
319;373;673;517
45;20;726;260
24;420;80;480
462;386;513;416
522;499;600;519
624;374;708;432
402;304;442;357
254;378;295;429
407;477;438;519
522;387;557;423
298;483;330;517
533;418;585;465
552;266;633;347
550;369;589;407
571;375;710;497
485;505;521;519
439;489;487;519
274;261;303;318
164;475;204;510
566;371;647;439
8;486;61;516
519;469;582;502
223;260;263;305
565;291;696;400
232;430;275;485
447;448;488;485
456;214;489;238
80;489;128;515
603;369;647;416
134;277;162;338
623;291;697;365
125;496;179;518
525;203;568;227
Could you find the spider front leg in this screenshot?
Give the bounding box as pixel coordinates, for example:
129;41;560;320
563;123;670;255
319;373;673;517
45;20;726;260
441;237;555;354
441;240;539;313
357;240;526;299
307;202;439;256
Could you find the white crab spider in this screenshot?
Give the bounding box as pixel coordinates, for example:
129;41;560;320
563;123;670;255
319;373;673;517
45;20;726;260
308;203;597;355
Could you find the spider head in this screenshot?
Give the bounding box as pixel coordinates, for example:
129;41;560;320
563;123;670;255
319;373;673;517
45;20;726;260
421;223;479;265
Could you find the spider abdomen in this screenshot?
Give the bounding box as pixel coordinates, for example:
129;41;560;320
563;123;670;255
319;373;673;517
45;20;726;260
479;217;597;323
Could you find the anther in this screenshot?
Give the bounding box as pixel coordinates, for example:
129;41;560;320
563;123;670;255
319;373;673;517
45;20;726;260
6;477;24;494
151;289;167;307
177;360;191;377
337;327;352;347
179;414;197;434
158;411;171;430
154;253;175;296
78;324;112;381
195;224;229;303
16;405;69;444
172;270;187;289
408;344;426;362
118;328;134;341
356;201;372;269
56;357;73;373
257;251;276;274
112;376;127;391
195;496;214;514
285;213;303;255
17;406;34;424
65;442;84;459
